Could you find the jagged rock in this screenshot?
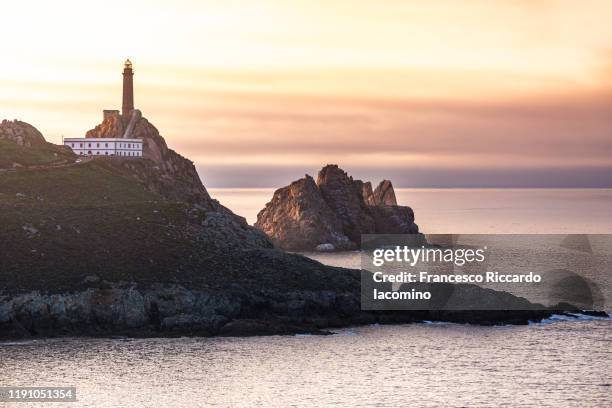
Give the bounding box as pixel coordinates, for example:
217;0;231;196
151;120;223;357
86;113;212;205
0;120;75;170
362;182;376;205
373;180;397;206
370;206;418;234
0;120;46;147
317;165;376;243
83;113;272;247
255;176;353;251
315;243;336;252
0;282;582;339
255;164;419;251
201;211;272;249
85;112;125;139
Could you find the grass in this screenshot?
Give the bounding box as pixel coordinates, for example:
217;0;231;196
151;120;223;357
0;160;158;206
0;160;207;291
0;158;355;295
0;139;75;169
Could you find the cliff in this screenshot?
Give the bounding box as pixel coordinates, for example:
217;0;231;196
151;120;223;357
255;165;419;251
86;111;213;206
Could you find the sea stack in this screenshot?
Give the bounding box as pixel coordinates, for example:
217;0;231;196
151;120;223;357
255;164;420;251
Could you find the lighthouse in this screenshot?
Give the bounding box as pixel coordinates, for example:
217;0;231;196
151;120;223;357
122;59;134;117
63;59;143;158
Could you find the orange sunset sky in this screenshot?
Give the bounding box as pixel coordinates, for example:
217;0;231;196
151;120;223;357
1;0;611;187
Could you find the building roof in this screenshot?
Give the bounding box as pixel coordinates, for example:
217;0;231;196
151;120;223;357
64;138;142;142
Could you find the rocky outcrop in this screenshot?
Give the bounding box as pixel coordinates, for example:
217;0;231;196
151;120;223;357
316;165;377;244
86;112;269;243
362;180;397;206
253;176;352;251
0;278;583;339
373;179;397;206
86;111;212;206
0;120;75;169
255;165;419;251
0;120;46;147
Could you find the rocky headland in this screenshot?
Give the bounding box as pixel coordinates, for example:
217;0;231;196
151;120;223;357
1;119;47;147
255;165;419;251
0;120;75;169
0;119;597;340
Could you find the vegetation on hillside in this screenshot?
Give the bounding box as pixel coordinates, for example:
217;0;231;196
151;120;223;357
0;159;353;294
0;139;75;169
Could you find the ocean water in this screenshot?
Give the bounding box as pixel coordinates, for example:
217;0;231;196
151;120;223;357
3;188;611;407
1;319;610;407
209;188;612;233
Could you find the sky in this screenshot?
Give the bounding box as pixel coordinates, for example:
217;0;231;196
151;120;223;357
1;0;611;187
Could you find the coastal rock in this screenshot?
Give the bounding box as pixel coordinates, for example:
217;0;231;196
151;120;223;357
362;182;376;206
315;243;336;252
255;176;353;251
370;206;418;234
255;165;419;251
362;180;397;206
85;113;270;246
87;113;212;206
0;120;46;147
373;180;397;206
316;165;376;243
0;282;588;339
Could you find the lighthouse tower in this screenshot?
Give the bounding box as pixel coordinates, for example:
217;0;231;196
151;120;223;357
64;59;144;158
122;59;134;117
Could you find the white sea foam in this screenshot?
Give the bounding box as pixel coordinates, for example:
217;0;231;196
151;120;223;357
533;313;611;325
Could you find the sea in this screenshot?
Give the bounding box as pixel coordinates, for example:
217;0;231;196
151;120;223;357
2;188;611;407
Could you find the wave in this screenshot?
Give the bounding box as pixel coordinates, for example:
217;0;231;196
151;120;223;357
533;313;611;325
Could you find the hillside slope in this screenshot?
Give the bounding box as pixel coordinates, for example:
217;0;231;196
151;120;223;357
0;120;75;169
0;158;345;293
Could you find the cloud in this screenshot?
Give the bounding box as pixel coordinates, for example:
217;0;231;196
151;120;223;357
198;163;612;188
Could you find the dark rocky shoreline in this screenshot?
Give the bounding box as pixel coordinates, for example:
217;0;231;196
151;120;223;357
1;279;601;340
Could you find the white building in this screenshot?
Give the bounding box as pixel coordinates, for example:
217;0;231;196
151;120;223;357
63;138;143;158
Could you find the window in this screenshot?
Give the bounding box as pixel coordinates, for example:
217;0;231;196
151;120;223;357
96;151;100;155
105;152;108;155
105;143;108;147
88;143;91;147
96;143;99;148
